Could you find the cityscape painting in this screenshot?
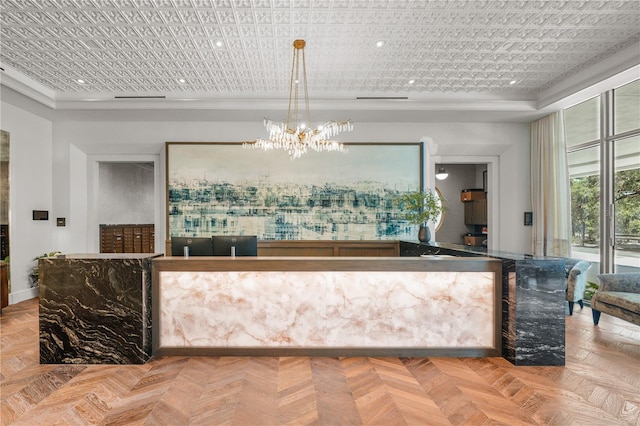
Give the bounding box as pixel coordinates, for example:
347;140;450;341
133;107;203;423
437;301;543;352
166;142;422;241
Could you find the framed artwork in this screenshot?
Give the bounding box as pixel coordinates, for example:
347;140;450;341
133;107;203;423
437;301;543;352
166;142;423;240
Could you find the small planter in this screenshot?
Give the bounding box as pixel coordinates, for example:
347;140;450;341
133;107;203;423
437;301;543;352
418;224;431;242
31;251;61;288
394;190;443;243
29;273;39;288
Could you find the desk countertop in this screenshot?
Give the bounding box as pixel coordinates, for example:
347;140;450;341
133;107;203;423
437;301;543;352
50;253;162;260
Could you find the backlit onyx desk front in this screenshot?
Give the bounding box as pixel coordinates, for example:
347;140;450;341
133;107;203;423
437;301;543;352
152;256;502;358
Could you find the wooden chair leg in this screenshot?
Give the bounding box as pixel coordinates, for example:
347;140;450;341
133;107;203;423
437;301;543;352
592;309;601;325
578;299;584;309
568;301;574;315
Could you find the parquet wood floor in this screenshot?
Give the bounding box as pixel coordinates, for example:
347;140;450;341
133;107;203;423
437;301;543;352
1;298;639;425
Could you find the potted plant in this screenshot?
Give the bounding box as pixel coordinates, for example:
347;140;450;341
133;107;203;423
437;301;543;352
583;281;599;306
394;189;444;242
30;251;61;287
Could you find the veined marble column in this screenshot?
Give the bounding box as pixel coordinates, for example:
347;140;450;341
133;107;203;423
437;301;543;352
39;253;160;364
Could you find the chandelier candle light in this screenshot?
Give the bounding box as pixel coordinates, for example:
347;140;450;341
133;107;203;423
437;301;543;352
243;40;353;160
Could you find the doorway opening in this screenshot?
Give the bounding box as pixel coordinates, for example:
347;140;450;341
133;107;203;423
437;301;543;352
434;163;488;247
97;162;155;253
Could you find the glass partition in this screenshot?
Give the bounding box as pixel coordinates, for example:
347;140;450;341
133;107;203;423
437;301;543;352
565;78;640;275
613;135;640;272
564;96;599;148
614;79;640;135
568;146;600;268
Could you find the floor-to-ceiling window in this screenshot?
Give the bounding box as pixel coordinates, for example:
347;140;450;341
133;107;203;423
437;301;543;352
565;79;640;274
611;79;640;273
566;96;600;270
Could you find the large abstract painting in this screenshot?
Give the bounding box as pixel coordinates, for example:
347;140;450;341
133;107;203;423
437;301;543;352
166;142;422;240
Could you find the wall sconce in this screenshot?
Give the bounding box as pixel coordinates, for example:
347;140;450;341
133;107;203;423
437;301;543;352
435;165;448;180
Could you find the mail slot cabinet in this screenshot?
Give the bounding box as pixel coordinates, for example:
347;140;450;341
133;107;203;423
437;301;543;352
100;224;154;253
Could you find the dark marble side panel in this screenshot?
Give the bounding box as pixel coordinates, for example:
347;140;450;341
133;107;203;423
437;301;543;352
513;259;566;366
39;258;152;364
500;260;517;364
399;241;483;257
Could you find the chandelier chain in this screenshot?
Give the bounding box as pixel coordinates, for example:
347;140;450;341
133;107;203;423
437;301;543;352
243;39;352;160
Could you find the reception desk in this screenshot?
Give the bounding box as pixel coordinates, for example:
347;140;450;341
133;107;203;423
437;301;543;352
401;241;567;366
152;256;502;358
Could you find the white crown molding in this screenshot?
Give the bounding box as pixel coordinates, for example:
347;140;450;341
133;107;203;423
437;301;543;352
536;40;640;109
51;96;537;113
0;65;56;109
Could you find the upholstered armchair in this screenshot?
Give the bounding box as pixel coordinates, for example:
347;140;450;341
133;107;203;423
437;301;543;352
566;260;591;315
592;273;640;326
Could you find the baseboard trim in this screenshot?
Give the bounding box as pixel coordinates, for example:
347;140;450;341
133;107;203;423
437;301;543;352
9;287;39;304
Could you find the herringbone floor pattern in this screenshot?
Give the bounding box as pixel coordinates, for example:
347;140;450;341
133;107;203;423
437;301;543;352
1;298;639;425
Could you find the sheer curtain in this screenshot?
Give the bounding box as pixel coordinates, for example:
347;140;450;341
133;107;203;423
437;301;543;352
530;111;572;257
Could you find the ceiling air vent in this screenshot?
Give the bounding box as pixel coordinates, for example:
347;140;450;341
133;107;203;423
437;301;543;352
356;96;408;100
114;96;166;99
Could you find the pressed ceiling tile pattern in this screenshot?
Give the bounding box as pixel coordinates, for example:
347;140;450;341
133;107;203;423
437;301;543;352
0;0;639;101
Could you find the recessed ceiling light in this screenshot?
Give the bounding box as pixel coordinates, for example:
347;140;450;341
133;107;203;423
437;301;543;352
408;79;415;84
509;80;519;85
178;78;187;84
215;40;223;47
77;79;85;84
375;41;385;48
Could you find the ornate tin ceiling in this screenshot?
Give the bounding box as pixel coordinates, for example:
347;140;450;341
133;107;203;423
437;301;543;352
0;0;639;108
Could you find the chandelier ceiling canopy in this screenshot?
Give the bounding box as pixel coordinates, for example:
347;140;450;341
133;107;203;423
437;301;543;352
243;40;352;160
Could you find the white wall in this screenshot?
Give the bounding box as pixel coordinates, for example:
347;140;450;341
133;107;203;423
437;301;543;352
1;91;533;304
422;122;531;253
498;134;532;252
0;101;53;303
53;119;531;254
98;162;154;224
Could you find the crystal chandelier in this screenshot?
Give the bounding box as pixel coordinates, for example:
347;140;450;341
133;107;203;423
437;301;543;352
243;40;353;160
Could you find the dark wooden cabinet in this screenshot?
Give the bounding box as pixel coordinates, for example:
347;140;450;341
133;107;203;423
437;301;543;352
0;224;8;260
1;261;8;311
460;189;485;202
461;189;487;226
100;224;154;253
464;235;485;246
464;198;487;225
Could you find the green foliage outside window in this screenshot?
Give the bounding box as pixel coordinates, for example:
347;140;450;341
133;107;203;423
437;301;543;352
571;175;600;246
583;281;599;301
571;168;640;249
614;168;640;241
